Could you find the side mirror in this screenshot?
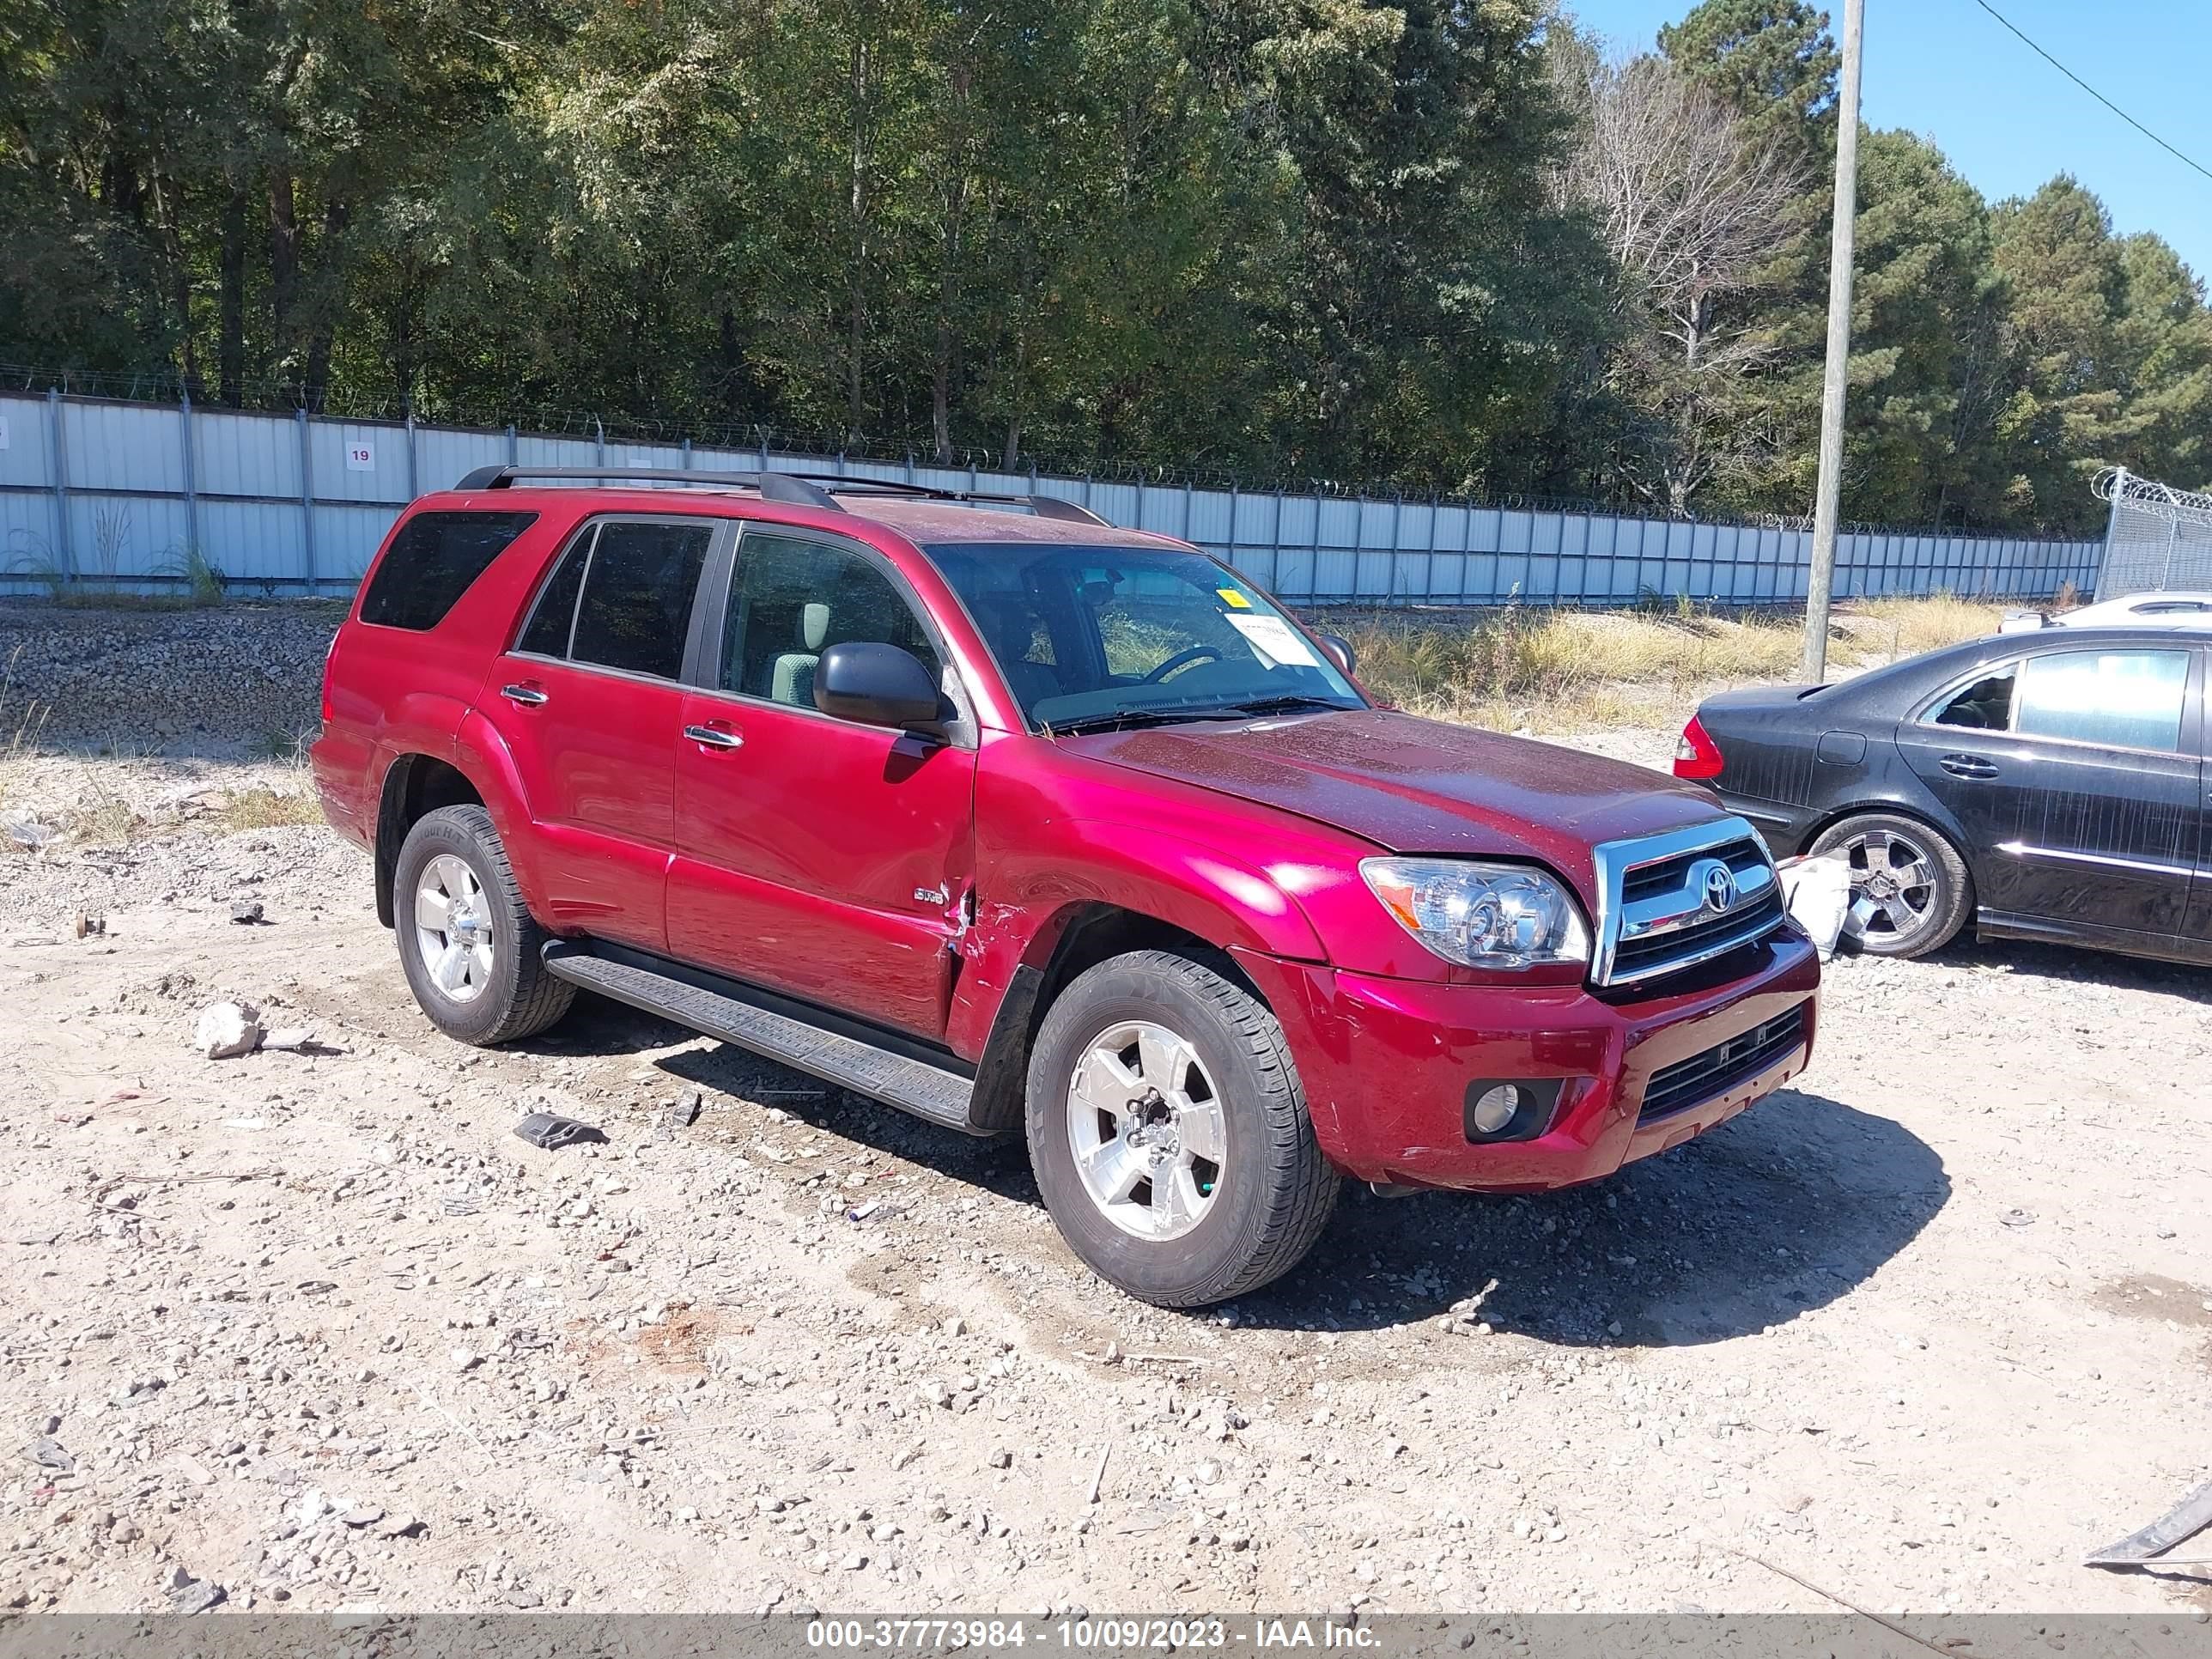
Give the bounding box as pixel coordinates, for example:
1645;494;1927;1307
815;641;944;730
1317;632;1357;678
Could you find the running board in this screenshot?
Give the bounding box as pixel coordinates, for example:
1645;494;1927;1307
540;945;981;1133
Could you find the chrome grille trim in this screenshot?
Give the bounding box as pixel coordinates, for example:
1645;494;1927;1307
1590;816;1786;988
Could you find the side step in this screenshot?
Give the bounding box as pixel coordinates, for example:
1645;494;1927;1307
540;945;981;1133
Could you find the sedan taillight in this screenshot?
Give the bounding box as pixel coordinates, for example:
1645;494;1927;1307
1673;714;1724;781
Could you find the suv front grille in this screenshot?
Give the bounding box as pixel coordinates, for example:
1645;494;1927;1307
1638;1002;1808;1122
1590;817;1786;988
1609;882;1784;981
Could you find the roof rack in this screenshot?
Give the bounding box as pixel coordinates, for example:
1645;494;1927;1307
450;465;1109;526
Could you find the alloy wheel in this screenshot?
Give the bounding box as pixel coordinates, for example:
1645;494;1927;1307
412;854;495;1004
1838;826;1940;946
1065;1020;1227;1241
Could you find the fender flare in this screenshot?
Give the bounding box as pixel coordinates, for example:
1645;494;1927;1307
1013;817;1328;964
947;818;1327;1075
377;714;557;927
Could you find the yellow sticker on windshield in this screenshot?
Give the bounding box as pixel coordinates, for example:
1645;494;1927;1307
1218;588;1251;609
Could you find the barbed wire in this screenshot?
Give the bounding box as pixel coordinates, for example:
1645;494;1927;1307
0;360;2099;544
2094;465;2212;527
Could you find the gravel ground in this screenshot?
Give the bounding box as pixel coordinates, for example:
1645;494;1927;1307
1;601;2208;1622
1;600;338;757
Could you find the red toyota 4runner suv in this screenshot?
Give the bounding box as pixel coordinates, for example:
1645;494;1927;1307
314;469;1819;1306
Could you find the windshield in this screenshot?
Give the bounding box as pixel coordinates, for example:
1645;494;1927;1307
925;543;1365;731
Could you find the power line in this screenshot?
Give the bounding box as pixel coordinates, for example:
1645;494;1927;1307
1966;0;2212;187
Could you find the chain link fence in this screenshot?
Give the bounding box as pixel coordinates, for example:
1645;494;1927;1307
2094;468;2212;600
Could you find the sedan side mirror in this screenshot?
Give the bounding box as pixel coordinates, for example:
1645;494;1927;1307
815;641;944;730
1317;632;1357;678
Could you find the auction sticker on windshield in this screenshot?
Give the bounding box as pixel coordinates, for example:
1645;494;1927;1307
1224;611;1320;669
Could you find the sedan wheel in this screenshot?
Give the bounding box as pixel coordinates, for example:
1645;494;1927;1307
1840;827;1938;944
1809;811;1973;959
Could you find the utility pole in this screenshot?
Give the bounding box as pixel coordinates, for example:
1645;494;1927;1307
1802;0;1865;683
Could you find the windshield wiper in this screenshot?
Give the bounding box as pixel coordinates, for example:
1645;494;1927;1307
1044;707;1253;737
1203;695;1352;719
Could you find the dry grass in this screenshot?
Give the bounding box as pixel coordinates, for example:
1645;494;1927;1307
0;647;52;823
17;785;322;849
1339;593;2007;732
212;787;325;831
1850;592;2006;659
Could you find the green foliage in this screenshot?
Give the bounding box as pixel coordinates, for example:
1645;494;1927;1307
1647;0;2211;533
153;547;227;607
0;0;2203;535
1658;0;1838;162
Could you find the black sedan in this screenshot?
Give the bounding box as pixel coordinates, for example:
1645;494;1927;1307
1674;627;2208;964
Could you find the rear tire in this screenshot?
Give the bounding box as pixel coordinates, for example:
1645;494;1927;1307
1026;950;1339;1307
1808;811;1972;959
393;805;574;1045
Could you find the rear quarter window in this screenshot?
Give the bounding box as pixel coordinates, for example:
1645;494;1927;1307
359;511;539;631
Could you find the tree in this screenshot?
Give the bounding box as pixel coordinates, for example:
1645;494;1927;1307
2108;233;2212;491
1831;130;2008;526
1558;51;1804;510
0;0;2202;535
1990;177;2127;526
1656;0;1837;167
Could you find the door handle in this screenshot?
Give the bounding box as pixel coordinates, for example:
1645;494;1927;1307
1939;753;1997;780
501;683;549;707
684;724;744;750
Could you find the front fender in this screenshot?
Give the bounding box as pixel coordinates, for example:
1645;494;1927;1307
943;819;1328;1062
1037;818;1329;959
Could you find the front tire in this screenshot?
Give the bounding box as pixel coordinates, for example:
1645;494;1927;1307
392;805;574;1045
1026;950;1339;1307
1808;811;1972;959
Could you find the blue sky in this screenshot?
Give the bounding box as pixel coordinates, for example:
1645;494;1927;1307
1565;0;2212;283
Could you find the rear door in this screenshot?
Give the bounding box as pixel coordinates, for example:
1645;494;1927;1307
1897;643;2203;941
666;526;978;1039
481;514;723;953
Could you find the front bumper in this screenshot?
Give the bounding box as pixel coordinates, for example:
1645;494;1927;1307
1237;935;1820;1192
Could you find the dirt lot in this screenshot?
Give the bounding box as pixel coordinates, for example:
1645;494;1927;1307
2;601;2209;1621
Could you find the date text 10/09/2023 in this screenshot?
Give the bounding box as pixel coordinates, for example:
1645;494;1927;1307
805;1620;1382;1650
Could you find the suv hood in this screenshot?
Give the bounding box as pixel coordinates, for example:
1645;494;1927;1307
1063;708;1729;900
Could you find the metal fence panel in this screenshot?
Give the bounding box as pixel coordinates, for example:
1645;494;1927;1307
2097;471;2212;599
0;390;2105;603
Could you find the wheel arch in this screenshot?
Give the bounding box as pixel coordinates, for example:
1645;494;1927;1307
963;900;1273;1135
374;754;488;928
1799;795;1977;880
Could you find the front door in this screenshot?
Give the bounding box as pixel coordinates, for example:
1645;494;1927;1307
667;527;977;1039
482;514;721;953
1898;643;2203;940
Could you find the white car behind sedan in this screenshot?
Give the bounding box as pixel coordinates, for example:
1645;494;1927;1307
1997;591;2212;633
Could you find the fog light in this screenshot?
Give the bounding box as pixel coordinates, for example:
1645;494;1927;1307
1470;1085;1525;1134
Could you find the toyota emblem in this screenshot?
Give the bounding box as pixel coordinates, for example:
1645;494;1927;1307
1696;859;1738;914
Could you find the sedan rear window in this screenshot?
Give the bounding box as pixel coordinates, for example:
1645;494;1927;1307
359;511;538;630
1931;668;2014;731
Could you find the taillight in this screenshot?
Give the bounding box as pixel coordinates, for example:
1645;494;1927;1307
319;631;340;726
1673;714;1724;780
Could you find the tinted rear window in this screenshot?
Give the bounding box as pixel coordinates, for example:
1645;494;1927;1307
359;511;538;630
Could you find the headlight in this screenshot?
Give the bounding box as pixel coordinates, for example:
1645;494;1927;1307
1359;857;1590;970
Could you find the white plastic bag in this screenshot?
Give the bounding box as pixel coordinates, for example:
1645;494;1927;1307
1776;853;1852;960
